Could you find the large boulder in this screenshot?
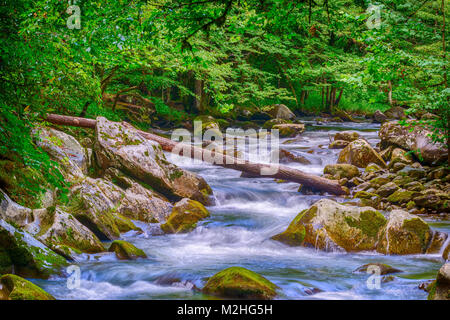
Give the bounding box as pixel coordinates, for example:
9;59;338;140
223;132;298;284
376;210;433;255
379;121;447;165
0;220;67;279
272;199;387;252
0;189;33;227
338;139;386;168
262;104;295;120
428;263;450;300
69;177;138;240
0;274;55;300
94;117;213;205
272;123;305;137
334;131;361;142
373;110;388;123
108;240;147;260
323;164;360;180
193;115;222;138
161;198;210;234
262;118;291;129
35;127;88;180
202;267;277;300
25;207;105;257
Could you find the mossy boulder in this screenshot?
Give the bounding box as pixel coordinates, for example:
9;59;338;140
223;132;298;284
376;182;400;198
386;189;419;204
323;164;360;180
443;242;449;261
334;131;361;142
428;263;450;300
329;140;350;149
0;274;55;300
35;127;88;181
161;198;210;234
262;104;295;120
338;139;386;168
262;118;291;129
0;188;33;228
108;240;147;260
26;207;105;256
0;220;67;279
365;163;383;173
414;189;448;210
376;210;433;255
379;121;447;165
271;199;387;252
95;117;213;205
388;148;413;167
202;267;277;300
354;263;402;275
272;123;305;137
193;115;222;138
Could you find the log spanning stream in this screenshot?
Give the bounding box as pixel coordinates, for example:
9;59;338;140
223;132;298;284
34;120;449;300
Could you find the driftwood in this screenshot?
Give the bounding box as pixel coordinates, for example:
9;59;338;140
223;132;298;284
44;114;347;195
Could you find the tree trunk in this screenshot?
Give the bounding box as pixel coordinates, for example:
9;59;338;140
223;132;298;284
387;80;393;105
194;79;203;112
44;114;347;195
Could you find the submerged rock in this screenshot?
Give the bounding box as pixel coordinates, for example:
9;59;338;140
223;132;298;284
161;198;210;234
354;263;402;275
338;139;386;168
279;149;311;165
377;210;433;255
0;220;67;279
202;267;277;300
94;117;213;205
0;274;55;300
379;121;447;165
428;263;450;300
272;199;387;252
108;240;147;260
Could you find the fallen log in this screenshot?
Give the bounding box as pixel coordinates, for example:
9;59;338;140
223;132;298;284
44;114;347;195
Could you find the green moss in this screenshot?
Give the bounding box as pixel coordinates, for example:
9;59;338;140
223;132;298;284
161;200;210;234
202;267;277;300
386;189;416;204
108;240;147;260
403;218;431;251
345;210;387;238
0;274;55;300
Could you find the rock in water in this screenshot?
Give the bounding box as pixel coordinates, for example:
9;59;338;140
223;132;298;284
373;110;387;123
379;121;447;165
202;267;277;299
25;207;105;256
272;123;305;137
161;198;210;234
0;274;55;300
0;220;67;279
334;131;361;142
354;263;402;275
329;140;349;149
428;263;450;300
94;117;213;205
263;104;295;120
338;139;386;168
271;199;387;252
108;240;147;260
376;210;433;255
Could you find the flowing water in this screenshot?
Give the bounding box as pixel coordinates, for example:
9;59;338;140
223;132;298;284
34;120;449;300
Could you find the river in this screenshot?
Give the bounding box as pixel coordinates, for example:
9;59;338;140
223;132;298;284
33;120;449;300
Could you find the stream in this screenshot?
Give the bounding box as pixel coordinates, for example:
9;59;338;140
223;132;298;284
33;120;449;300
